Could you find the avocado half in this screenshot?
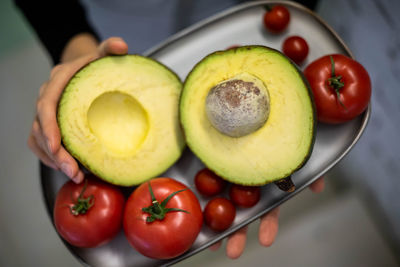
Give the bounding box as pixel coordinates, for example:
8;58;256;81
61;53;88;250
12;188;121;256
180;46;315;186
58;55;185;186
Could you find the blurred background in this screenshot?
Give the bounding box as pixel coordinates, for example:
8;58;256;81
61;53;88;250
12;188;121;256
1;0;399;266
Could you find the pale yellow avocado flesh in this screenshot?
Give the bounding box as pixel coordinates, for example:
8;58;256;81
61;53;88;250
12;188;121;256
87;91;149;156
180;46;315;185
58;55;185;186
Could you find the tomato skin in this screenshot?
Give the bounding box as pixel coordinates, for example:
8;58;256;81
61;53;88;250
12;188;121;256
282;35;309;65
123;178;203;259
229;184;261;208
263;5;290;34
304;54;371;123
53;176;125;248
194;168;227;196
204;197;236;232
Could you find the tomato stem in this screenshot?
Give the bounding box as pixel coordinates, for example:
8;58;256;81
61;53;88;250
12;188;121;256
327;56;346;108
142;182;189;223
70;179;94;216
274;176;295;192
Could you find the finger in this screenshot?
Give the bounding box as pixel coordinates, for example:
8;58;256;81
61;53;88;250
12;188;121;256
49;64;63;79
32;116;83;183
31;114;83;184
36;57;93;154
72;171;85;184
41;55;94;106
309;177;325;193
209;241;222;251
259;207;280;247
38;81;48;98
31;118;52;157
27;134;58;170
36;97;61;155
98;37;129;57
226;226;248;259
52;147;85;184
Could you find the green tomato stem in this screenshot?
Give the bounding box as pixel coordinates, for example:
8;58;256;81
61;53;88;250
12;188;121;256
70;179;94;216
327;56;346;108
274;176;295;192
142;182;189;223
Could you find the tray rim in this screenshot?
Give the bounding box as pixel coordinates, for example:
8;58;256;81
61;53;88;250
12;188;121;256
144;0;355;58
145;2;370;264
40;1;371;266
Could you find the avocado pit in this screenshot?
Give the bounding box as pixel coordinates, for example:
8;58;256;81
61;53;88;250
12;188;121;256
205;72;270;137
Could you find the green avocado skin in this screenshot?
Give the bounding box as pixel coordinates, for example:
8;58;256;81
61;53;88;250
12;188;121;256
180;45;316;186
290;56;317;175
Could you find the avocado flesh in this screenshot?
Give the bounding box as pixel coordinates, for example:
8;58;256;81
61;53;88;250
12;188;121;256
180;46;315;185
58;55;185;186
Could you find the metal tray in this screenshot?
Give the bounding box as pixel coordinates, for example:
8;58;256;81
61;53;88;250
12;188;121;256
40;1;370;266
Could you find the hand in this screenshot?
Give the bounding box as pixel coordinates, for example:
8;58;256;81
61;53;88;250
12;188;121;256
209;177;325;259
27;37;128;184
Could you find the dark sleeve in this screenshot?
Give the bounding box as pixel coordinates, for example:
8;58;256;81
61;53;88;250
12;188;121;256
14;0;100;65
236;0;318;10
294;0;319;10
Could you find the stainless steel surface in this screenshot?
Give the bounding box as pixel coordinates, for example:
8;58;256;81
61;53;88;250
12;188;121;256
41;1;370;266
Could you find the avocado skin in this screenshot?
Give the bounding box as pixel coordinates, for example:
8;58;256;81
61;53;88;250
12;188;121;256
290;56;317;176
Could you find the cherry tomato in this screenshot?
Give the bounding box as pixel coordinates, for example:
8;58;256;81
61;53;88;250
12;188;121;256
53;175;125;248
304;54;371;123
204;197;236;232
229;184;261;208
263;5;290;34
282;35;309;65
194;168;227;196
123;178;203;259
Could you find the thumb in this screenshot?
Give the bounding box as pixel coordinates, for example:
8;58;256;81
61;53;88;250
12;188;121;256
98;37;129;57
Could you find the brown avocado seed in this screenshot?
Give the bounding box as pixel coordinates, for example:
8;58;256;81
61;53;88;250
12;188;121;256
205;72;270;137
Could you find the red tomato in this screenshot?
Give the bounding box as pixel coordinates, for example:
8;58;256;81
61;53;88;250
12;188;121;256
229;184;261;208
304;54;371;123
204;197;236;232
123;178;203;259
53;175;125;248
194;168;227;196
282;35;309;65
263;5;290;34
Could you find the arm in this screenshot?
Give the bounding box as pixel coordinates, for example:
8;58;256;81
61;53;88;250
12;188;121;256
14;0;100;64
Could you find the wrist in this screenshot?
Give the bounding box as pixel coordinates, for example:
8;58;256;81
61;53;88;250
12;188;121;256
61;33;99;63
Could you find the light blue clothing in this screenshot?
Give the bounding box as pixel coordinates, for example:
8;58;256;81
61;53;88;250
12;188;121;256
81;0;242;53
318;0;400;248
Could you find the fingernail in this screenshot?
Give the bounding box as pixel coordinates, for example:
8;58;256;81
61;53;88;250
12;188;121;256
72;172;84;184
61;163;73;178
47;140;53;154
